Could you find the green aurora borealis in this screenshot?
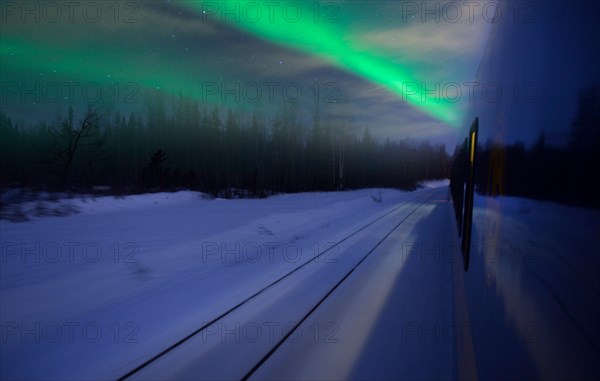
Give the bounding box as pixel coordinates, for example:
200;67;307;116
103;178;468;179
183;0;459;125
0;1;490;143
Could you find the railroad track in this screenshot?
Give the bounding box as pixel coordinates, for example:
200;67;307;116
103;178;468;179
118;189;437;381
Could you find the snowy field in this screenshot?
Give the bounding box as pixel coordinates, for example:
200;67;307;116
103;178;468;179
1;183;447;380
3;180;598;380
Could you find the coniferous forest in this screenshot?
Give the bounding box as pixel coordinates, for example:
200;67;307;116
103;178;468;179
0;96;450;198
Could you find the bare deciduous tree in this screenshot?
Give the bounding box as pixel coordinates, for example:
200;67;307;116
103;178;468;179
49;105;104;188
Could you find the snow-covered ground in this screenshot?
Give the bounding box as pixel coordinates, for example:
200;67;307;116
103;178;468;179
4;180;597;380
1;183;446;380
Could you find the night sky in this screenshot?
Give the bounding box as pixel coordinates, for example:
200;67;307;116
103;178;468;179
1;0;492;148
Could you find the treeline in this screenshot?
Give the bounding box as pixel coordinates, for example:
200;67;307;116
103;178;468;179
0;97;449;197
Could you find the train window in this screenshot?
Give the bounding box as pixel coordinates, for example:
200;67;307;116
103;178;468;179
449;117;478;271
454;138;467;237
461;117;478;271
